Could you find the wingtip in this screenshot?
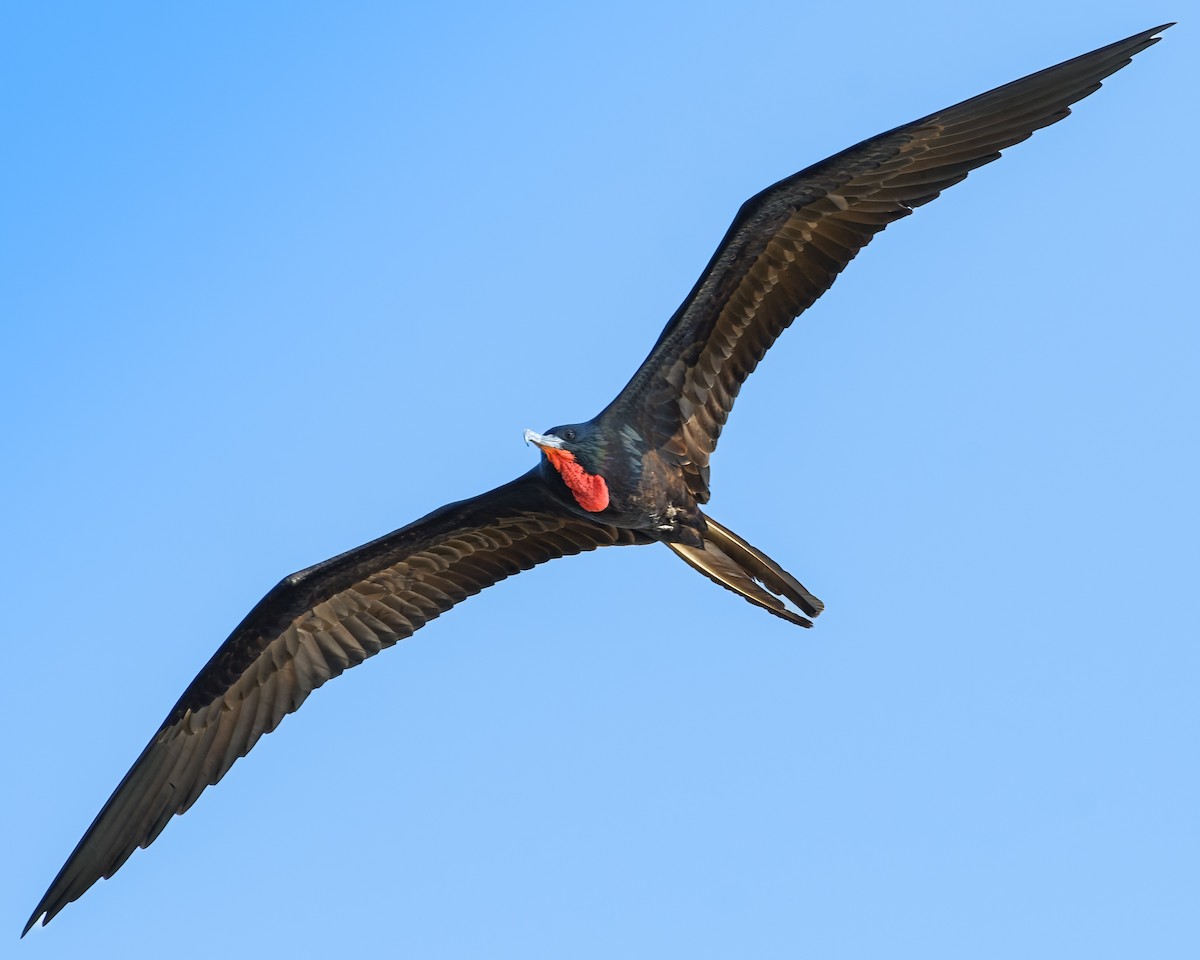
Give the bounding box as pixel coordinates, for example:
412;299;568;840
21;911;43;939
1126;22;1174;41
22;896;62;938
1132;23;1174;49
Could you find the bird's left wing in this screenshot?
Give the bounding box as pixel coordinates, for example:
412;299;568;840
26;468;648;934
603;24;1170;503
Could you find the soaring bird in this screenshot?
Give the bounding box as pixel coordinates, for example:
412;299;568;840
25;23;1170;935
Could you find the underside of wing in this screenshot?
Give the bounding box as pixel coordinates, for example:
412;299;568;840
25;469;650;934
605;24;1170;503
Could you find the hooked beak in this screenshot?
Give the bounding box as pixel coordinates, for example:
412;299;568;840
523;428;565;450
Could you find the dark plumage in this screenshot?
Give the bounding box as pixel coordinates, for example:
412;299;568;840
25;23;1170;935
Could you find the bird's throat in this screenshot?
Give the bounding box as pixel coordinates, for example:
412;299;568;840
546;450;610;513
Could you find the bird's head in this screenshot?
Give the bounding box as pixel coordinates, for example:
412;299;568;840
524;424;610;513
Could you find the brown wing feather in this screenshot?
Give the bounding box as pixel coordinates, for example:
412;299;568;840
25;469;649;934
605;24;1170;503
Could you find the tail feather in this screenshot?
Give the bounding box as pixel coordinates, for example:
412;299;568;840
664;512;823;627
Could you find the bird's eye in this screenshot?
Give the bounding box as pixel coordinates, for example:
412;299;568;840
562;428;577;442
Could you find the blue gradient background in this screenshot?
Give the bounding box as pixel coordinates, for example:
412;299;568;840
4;4;1195;958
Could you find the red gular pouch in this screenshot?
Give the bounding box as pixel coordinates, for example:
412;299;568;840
544;448;610;512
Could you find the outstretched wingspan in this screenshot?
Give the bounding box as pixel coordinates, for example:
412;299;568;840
24;470;650;934
605;24;1170;504
26;22;1172;936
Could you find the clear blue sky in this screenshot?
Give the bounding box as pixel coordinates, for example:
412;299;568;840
4;3;1194;957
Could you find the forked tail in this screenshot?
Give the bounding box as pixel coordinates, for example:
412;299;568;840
665;513;824;627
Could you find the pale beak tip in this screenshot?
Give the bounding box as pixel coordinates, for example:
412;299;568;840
523;428;563;450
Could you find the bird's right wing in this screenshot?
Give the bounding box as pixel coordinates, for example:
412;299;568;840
604;24;1171;504
26;468;649;934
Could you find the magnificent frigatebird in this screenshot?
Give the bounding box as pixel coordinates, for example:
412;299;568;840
25;24;1170;935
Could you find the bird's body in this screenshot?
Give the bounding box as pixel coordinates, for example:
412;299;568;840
25;23;1171;935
